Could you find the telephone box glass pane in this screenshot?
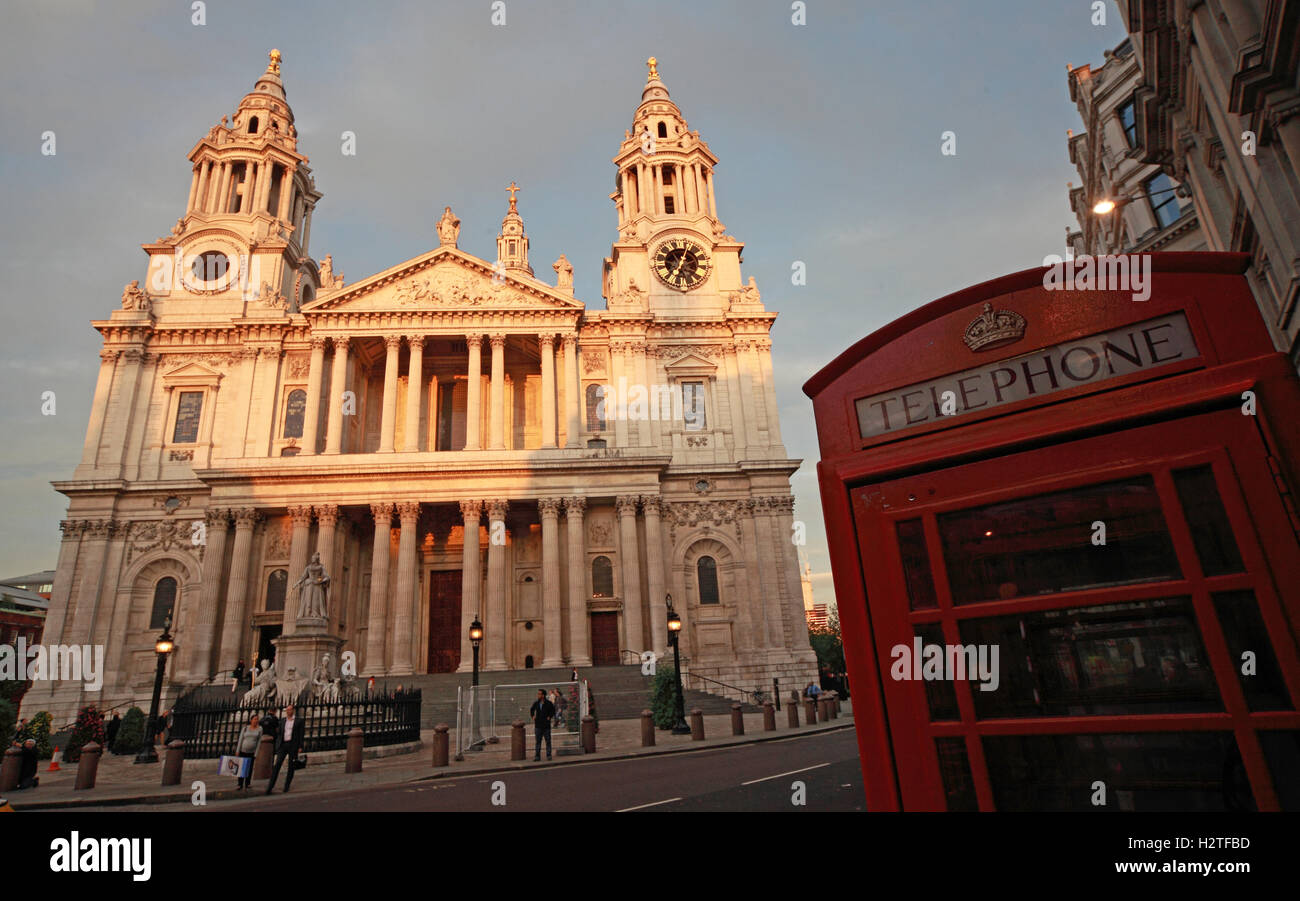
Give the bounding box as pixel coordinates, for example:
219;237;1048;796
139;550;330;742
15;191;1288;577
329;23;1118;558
1258;731;1300;811
938;475;1181;604
935;738;978;811
957;596;1221;717
897;518;938;610
915;622;959;720
983;732;1252;811
1213;590;1293;711
1172;465;1244;576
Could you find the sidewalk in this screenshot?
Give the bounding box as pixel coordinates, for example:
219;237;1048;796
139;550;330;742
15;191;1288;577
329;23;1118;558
6;701;854;810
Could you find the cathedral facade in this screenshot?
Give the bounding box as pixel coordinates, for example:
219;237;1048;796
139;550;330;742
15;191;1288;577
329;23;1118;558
25;52;816;722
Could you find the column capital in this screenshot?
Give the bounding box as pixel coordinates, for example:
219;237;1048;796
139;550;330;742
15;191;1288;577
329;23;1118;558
539;333;556;350
489;333;507;350
562;333;579;350
466;332;485;347
370;501;394;522
204;508;232;528
310;335;330;351
459;498;483;519
640;495;664;517
83;519;116;539
615;495;640;516
331;335;350;352
486;498;509;520
538;497;563;518
385;334;404;351
396;501;421;521
314;503;340;525
59;519;86;539
407;334;426;350
99;348;122;363
563;496;587;516
288;504;314;526
232;507;263;528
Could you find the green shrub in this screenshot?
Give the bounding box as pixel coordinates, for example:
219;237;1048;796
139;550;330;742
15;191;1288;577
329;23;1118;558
0;698;15;749
650;666;683;730
65;705;107;763
18;710;53;759
111;707;146;755
0;679;28;705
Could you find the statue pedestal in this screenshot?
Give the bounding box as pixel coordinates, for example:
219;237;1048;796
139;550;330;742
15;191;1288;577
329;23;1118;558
272;622;344;695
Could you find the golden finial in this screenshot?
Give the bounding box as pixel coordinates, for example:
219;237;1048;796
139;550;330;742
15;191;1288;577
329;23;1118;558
268;49;282;75
507;181;520;212
647;56;659;81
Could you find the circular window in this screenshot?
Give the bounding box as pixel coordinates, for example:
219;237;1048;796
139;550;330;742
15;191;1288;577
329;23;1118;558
163;496;181;511
695;479;710;493
191;251;230;282
524;621;534;630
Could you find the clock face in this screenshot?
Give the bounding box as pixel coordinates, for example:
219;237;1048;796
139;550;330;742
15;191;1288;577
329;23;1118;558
653;239;711;290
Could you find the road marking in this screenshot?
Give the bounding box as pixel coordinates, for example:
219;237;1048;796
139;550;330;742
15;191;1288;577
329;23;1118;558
741;762;830;786
616;797;682;812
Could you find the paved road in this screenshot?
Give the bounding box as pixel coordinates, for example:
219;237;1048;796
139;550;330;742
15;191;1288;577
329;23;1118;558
94;727;864;812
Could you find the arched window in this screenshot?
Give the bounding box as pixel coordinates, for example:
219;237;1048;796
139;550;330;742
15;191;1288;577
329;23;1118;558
265;569;288;612
585;384;607;432
697;556;720;605
657;121;667;139
150;577;177;629
592;556;614;598
283;389;307;438
301;284;315;306
249;116;259;134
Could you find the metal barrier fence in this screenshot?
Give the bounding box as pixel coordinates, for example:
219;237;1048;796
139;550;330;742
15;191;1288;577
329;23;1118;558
457;681;586;756
170;690;421;758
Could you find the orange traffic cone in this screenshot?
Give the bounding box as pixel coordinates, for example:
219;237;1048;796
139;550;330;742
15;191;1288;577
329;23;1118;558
47;746;62;771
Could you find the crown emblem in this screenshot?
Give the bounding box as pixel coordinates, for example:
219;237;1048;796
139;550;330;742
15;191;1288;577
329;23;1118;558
963;302;1026;352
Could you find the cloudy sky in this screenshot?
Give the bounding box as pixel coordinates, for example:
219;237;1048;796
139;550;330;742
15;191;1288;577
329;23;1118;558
0;1;1126;603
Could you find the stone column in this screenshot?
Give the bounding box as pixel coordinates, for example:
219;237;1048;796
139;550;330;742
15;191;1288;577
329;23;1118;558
706;167;718;218
403;335;424;451
324;336;350;454
80;349;119;467
379;335;402;453
539;334;557;449
301;336;327;455
564;497;591;665
539;498;564;667
66;520;113;652
187;508;231;681
364;502;393;675
616;496;645;655
734;340;764;448
282;505;314;634
217;508;261;673
489;335;506;450
314;504;339;619
772;496;811;653
194;160;209;213
751;499;785;648
756;337;783;447
389;502;420;675
563;334;582;447
484;499;509;669
610;344;630;448
722;345;748;456
464;333;483;450
457;500;482;673
277;168;293;220
642;497;668;658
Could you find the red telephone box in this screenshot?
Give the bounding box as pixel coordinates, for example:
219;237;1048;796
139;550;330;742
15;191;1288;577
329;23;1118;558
804;253;1300;811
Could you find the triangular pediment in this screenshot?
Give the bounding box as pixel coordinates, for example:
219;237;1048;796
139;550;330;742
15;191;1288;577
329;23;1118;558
161;361;223;379
663;352;717;373
302;246;585;314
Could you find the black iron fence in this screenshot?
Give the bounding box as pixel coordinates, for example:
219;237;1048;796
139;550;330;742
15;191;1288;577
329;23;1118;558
170;690;422;759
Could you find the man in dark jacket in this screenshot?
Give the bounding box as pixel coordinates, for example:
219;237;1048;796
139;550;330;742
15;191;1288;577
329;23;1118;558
265;704;306;794
529;689;556;761
105;713;121;749
17;739;39;789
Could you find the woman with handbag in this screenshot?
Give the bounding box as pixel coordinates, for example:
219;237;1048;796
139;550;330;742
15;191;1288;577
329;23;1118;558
234;714;260;790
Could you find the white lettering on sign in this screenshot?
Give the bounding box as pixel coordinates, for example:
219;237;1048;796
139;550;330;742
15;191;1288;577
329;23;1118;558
855;313;1197;440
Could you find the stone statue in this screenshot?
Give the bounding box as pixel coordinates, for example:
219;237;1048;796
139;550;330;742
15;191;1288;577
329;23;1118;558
319;255;333;286
294;551;330;620
121;280;150;312
729;276;761;307
553;254;573;291
436;206;460;248
612;277;646;309
243;658;276;705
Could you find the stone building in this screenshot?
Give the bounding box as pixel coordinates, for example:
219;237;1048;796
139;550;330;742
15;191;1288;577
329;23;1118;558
1117;0;1300;366
23;52;816;722
1065;37;1207;255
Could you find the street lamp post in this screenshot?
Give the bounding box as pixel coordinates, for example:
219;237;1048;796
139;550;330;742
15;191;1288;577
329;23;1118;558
469;616;484;751
666;595;690;735
135;618;175;764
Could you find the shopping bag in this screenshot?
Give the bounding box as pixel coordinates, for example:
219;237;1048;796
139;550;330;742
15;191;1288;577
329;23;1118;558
217;755;251;778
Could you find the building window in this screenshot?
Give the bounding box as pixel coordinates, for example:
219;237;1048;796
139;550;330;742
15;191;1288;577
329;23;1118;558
657;121;667;139
682;381;707;430
150;577;177;629
1118;99;1137;147
283;388;307;438
1145;172;1182;228
172;391;204;443
586;384;607;432
301;284;315;306
664;197;675;214
697;556;720;605
265;569;288;612
592;556;614;598
191;251;230;283
249;116;259;134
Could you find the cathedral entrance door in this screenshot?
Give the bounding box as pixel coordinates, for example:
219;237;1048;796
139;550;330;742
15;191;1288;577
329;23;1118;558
257;626;281;668
590;612;620;666
427;570;462;673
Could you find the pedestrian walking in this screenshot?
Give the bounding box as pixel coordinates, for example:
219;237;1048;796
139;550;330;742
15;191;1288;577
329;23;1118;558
569;667;578;681
234;713;260;790
265;704;305;794
529;689;555;761
231;659;245;692
105;712;121;749
17;739;39;790
261;707;280;750
549;688;565;729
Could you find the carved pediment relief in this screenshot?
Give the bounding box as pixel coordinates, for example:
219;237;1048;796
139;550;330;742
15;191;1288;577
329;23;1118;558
302;248;584;314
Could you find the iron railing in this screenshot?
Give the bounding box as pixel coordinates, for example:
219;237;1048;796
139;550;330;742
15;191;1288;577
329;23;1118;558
170;690;421;759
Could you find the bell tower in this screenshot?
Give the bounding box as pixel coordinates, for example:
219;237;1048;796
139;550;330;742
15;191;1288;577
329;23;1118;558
603;57;746;316
496;182;533;277
142;50;324;312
